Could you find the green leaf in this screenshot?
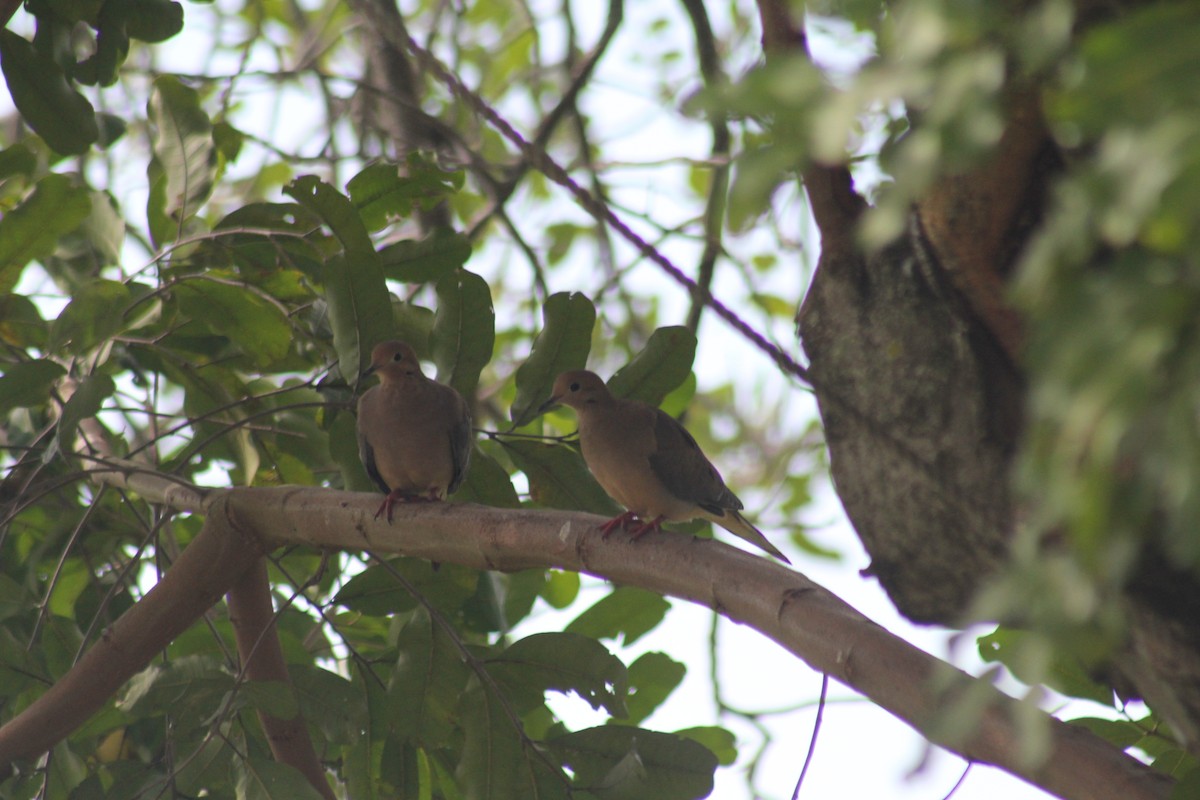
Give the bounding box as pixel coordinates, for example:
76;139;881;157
173;278;292;367
565;587;671;647
431;269;495;398
388;608;470;748
235;757;327;800
547;726;716;800
499;439;620;515
674;726;737;767
456;682;568;800
53;373;115;454
608;326;697;406
0;142;37;181
620;652;686;726
1170;766;1200;800
347;159;464;230
76;1;129;86
454;446;521;508
47;278;131;354
510;292;596;428
333;558;478;617
39;615;82;680
0;359;66;415
286;175;380;264
147;75;216;242
329;409;375;493
379;228;472;284
978;627;1113;705
727;144;799;232
488;632;628;717
125;0;185;42
211;202;323;277
46;560;89;620
237;680;299;720
500;569;547;629
80;190;126;266
285;176;393;382
388;301;435;355
119;655;232;719
291;665;365;746
0;294;46;348
0;31;98;154
0;173;92;292
1068;717;1147;750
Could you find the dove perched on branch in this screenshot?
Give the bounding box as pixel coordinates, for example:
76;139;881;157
541;370;789;563
356;340;472;521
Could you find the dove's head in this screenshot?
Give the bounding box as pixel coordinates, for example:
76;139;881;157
365;340;424;383
544;370;613;413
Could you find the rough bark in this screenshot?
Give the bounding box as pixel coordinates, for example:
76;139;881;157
797;216;1023;624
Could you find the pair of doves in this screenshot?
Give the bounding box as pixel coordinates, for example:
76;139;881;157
355;340;788;563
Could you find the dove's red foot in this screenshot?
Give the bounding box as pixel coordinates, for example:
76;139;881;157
628;515;665;539
600;510;640;538
375;488;442;523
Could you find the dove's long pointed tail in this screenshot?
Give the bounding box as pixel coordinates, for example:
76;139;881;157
711;510;791;564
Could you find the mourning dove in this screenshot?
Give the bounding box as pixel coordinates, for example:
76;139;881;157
542;370;790;563
357;340;472;521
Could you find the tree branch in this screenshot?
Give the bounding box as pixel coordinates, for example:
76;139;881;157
0;492;264;769
0;465;1173;800
227;559;336;800
680;0;732;335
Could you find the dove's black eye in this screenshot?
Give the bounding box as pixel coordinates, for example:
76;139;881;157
570;382;581;392
392;352;404;362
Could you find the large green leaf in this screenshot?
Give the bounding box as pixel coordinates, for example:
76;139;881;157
291;665;365;747
619;652;686;726
978;627;1113;705
329;409;375;493
564;587;671;647
499;439;620;516
285;176;393;383
0;294;46;348
454;446;521;508
147;76;216;244
126;0;185;42
510;292;596;428
431;269;495;398
456;681;569;800
379;228;472;284
487;632;628;718
119;655;233;720
0;359;66;415
173;277;292;367
51;372;116;457
47;278;132;354
547;726;716;800
674;726;737;767
0;173;92;292
80;190;126;266
388;609;470;749
347;158;465;230
0;31;98;155
608;326;697;406
333;558;478;617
